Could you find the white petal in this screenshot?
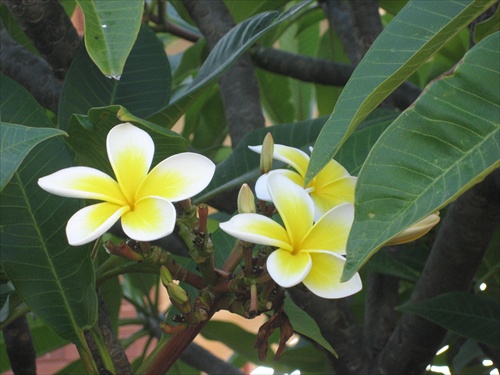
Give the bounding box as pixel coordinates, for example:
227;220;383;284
302;251;362;299
219;213;292;251
267;249;312;288
38;166;127;205
107;123;155;203
267;174;314;250
121;197;176;241
136;153;215;201
254;169;301;201
66;203;129;246
250;144;310;178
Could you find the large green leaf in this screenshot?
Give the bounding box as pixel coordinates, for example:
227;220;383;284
306;0;497;183
342;32;500;281
59;25;171;131
147;0;315;128
67;105;187;178
1;123;66;191
77;0;143;78
0;80;97;346
397;292;500;348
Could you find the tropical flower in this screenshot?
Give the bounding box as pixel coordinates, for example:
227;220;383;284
249;143;356;221
220;174;362;299
38;123;215;246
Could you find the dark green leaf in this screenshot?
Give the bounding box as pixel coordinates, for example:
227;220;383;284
397;292;500;349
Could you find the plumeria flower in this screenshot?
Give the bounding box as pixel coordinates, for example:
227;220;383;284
249;143;356;221
220;174;362;299
38;123;215;246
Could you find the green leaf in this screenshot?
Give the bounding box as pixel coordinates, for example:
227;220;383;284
147;0;315;128
342;32;500;281
59;25;171;131
0;78;97;347
307;0;497;183
396;292;500;348
77;0;143;78
67;105;187;177
1;123;67;191
284;297;336;357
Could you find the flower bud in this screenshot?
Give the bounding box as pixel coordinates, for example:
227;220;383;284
260;132;274;174
160;265;173;286
237;183;256;213
167;282;190;305
386;212;440;245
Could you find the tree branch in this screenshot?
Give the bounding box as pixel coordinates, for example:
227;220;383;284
251;46;422;110
182;0;265;148
288;288;371;374
375;169;500;374
2;0;80;79
0;19;61;112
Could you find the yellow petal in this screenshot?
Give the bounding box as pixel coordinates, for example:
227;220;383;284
386;212;440;245
107;123;154;204
302;251;362;298
136;153;215;201
266;249;312;287
311;177;357;220
120;197;177;242
66;203;129;246
313;159;351;190
268;174;314;250
38;166;128;205
219;213;292;251
301;203;354;254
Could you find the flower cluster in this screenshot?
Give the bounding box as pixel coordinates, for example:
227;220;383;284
38;123;215;246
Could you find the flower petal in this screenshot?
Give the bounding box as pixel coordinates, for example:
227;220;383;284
267;249;312;288
311;177;357;220
136;153;215;201
219;213;292;251
386;212;440;245
121;197;176;242
107;123;154;203
302;251;362;299
254;170;303;202
313;159;351;189
301;203;354;254
267;174;314;250
249;144;310;179
66;203;129;246
38;167;127;205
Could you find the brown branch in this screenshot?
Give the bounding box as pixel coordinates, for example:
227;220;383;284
0;19;61;112
2;0;80;79
182;0;265;148
374;169;500;374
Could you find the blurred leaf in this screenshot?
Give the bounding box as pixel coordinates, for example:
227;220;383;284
397;292;500;349
473;4;500;44
54;359;86;375
365;249;421;282
67;105;187;177
256;68;295;124
342;33;500;280
77;0;143;78
59;25;171;131
307;0;497;183
224;0;289;23
147;0;315;128
1;123;66;191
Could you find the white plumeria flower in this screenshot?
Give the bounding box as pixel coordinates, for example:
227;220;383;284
38;123;215;246
249;144;357;221
220;174;362;299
